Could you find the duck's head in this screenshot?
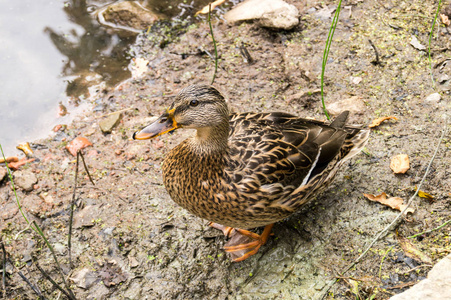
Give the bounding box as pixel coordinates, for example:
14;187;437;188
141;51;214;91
133;84;229;141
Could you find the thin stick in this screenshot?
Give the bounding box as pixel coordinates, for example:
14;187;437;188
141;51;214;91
428;0;442;87
68;151;80;268
79;150;95;185
318;120;448;299
408;219;451;239
208;3;219;85
34;260;74;300
320;0;342;120
1;238;6;299
32;221;76;299
8;259;45;300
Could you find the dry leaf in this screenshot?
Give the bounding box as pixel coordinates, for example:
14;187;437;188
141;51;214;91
390;154;410;174
397;236;432;264
196;0;227;15
16;142;33;157
363;192;414;214
440;13;450;26
369;116;398;128
417;190;434;201
66;137;93;157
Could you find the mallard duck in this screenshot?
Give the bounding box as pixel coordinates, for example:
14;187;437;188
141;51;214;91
133;84;370;262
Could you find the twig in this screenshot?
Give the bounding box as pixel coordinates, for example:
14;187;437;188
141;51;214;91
68;151;80;268
94;107;133;119
1;238;6;299
32;221;76;299
34;260;74;300
8;259;45;300
320;1;342;120
428;0;442;87
408;219;451;239
207;3;219;85
368;39;381;65
79;150;95;185
379;245;395;279
318;120;448;299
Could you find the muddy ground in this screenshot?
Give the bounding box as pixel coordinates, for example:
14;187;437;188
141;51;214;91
1;0;451;299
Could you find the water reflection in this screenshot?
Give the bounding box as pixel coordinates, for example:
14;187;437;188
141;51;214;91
45;0;134;99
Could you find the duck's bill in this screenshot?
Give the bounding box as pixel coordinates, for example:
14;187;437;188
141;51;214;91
133;111;179;140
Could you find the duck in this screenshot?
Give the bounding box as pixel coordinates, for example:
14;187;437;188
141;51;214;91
133;84;370;262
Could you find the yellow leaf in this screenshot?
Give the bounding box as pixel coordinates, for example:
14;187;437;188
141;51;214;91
397;236;432;264
369;116;398;128
418;190;434;200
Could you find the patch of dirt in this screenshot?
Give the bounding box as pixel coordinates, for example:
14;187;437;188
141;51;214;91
1;0;450;299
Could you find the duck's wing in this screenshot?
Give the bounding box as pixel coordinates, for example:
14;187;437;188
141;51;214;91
226;112;369;193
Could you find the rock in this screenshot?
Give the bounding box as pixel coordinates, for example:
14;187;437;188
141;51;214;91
97;1;160;32
14;170;38;192
99;112;122;134
410;35;426;51
326;96;366;116
71;268;99;289
224;0;300;30
438;74;449;83
425;92;441;103
22;194;52;217
73;205;99;228
389;254;451;300
0;167;6;182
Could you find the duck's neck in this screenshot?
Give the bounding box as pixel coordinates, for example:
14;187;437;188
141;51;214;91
188;122;229;153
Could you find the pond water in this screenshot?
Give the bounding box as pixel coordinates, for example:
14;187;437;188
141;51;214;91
0;0;136;156
0;0;226;157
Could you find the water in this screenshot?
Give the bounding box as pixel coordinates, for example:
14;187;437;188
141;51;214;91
0;0;135;156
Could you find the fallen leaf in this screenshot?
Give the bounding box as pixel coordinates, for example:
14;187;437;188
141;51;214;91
0;156;19;164
369;116;398;128
66;137;93;157
363;192;414;214
8;157;36;170
417;189;434;201
390;154;410;174
440;13;450;26
16;142;33;157
397;236;432;264
410;35;426;51
196;0;227;15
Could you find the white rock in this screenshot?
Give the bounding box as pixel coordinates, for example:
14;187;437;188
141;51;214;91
410;36;426;51
224;0;300;30
389;254;451;300
327;96;366;115
425;92;441;103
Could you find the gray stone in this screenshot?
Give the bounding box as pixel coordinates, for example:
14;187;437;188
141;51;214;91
73;205;99;228
224;0;300;30
71;268;99;289
390;254;451;300
327;96;366;116
14;170;37;192
425;92;441;103
99;112;121;134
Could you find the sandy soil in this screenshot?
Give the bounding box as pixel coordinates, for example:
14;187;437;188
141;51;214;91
1;0;450;299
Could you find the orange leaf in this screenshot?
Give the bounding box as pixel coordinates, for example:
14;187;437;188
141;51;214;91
369;116;398;128
196;0;227;15
363;192;414;214
66;137;93;157
390;154;410;174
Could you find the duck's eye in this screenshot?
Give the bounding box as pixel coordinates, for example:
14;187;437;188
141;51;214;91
190;99;199;107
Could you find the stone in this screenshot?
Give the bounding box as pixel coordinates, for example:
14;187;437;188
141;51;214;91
71;268;99;289
326;96;366;116
22;194;52;217
224;0;300;30
0;167;6;182
97;1;160;32
425;92;441;103
73;205;99;228
410;36;426;51
389;254;451;300
13;170;38;192
99;112;121;134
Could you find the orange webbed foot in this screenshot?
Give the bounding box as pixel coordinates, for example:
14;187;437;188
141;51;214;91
223;224;274;262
